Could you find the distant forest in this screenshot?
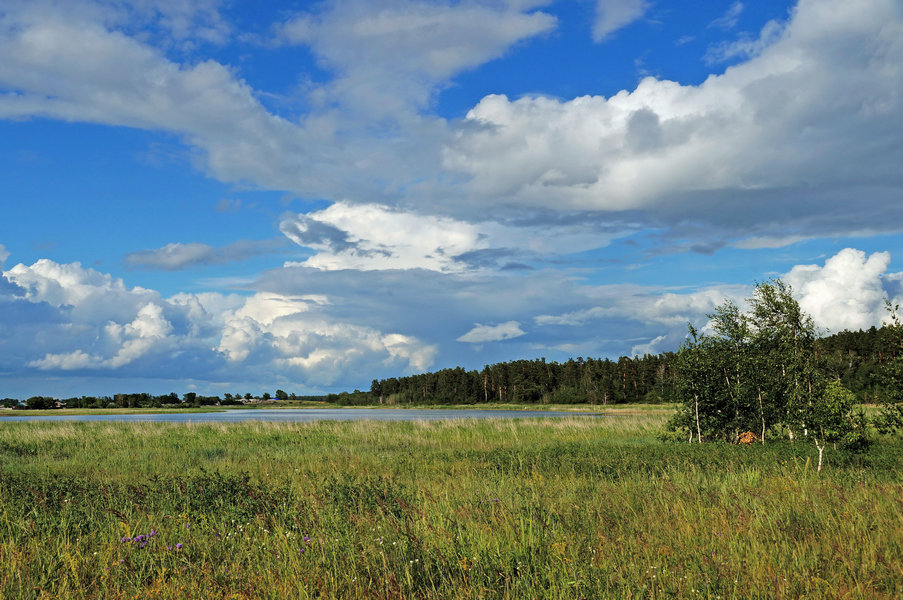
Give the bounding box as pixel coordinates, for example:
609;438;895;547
2;325;897;410
360;325;896;407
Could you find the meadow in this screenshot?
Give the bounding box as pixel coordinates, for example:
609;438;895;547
0;407;900;599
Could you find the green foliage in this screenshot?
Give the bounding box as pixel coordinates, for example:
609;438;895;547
803;379;867;447
24;395;56;409
670;280;869;459
875;302;903;434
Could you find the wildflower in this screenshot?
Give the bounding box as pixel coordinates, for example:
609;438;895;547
120;537;132;543
176;543;183;550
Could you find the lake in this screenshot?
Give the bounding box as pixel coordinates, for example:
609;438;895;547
0;408;599;423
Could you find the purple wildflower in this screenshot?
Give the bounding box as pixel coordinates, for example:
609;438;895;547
176;543;183;550
120;537;132;543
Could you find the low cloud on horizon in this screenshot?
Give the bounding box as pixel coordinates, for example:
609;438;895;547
2;247;901;396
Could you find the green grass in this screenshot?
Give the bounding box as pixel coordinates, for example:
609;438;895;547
0;411;900;599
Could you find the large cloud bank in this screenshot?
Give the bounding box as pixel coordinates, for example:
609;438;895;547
443;0;903;244
0;0;900;249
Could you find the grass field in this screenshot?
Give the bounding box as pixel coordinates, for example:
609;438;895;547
0;408;900;599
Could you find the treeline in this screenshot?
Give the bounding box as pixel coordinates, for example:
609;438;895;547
814;326;901;402
362;355;674;406
0;391;294;410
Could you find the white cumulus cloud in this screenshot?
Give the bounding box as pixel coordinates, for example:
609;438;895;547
444;0;903;242
281;202;487;272
784;248;901;333
2;258;436;386
217;292;437;384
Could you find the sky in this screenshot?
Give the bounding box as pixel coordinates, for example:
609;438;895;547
1;0;902;398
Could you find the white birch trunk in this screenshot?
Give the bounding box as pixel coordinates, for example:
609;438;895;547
814;437;824;472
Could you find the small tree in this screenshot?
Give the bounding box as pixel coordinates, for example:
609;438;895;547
806;379;857;471
709;300;756;440
748;279;819;442
669;325;724;442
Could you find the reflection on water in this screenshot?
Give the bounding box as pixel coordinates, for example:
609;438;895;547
0;408;599;423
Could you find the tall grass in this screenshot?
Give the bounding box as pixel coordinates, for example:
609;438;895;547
0;412;900;599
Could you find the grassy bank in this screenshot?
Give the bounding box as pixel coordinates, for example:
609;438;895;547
0;411;900;599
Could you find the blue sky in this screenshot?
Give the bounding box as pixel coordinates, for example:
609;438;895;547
1;0;902;398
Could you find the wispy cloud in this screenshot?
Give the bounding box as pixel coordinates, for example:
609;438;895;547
124;240;284;271
704;18;785;63
457;321;526;344
593;0;649;42
275;0;557;116
708;2;744;30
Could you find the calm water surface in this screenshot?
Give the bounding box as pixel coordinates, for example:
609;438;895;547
0;408;599;423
